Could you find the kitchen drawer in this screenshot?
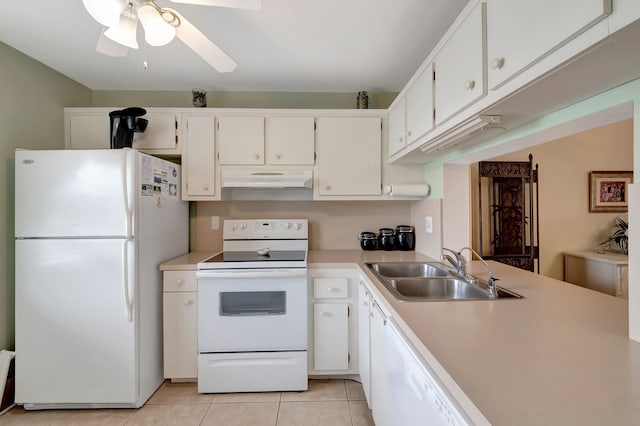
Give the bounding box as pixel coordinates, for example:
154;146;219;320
163;270;197;292
313;278;349;299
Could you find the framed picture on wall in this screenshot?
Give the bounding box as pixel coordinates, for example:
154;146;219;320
589;171;633;212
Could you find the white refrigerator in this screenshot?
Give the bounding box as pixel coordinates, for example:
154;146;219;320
14;148;188;409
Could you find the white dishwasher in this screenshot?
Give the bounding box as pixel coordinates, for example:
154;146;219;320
386;319;469;426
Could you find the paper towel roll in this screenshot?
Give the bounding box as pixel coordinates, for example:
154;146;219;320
383;184;430;197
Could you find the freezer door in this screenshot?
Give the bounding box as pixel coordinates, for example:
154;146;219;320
15;149;135;238
15;239;138;405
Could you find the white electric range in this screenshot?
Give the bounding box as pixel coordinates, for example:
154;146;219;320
196;219;309;393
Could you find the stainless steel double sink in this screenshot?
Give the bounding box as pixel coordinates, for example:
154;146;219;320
366;262;523;302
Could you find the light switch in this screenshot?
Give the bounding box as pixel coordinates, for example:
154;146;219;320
425;216;433;234
211;216;220;230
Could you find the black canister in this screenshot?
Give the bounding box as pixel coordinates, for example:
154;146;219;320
378;228;395;251
395;225;415;251
359;232;377;251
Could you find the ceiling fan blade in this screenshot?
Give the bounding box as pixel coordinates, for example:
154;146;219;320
169;0;261;10
96;27;128;57
173;11;237;73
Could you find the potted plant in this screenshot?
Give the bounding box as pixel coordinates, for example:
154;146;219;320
597;216;628;255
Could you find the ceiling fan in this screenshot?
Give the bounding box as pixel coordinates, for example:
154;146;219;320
83;0;262;73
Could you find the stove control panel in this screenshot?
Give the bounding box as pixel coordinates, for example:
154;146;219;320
223;219;308;240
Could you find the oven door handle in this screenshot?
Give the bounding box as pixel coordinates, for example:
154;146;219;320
197;269;307;279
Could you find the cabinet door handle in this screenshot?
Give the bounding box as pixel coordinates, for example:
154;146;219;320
492;57;505;70
275;154;281;160
176;279;185;286
319;311;330;317
325;185;331;191
203;184;209;190
466;80;476;90
184;299;194;306
399;137;403;143
407;130;412;137
255;154;260;160
328;287;339;292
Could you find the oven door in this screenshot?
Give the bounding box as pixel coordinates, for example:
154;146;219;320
197;268;307;353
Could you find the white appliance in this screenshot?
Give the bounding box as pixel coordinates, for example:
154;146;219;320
386;319;469;426
14;148;188;410
197;219;308;393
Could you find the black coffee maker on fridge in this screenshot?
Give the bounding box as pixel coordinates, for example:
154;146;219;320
109;107;148;149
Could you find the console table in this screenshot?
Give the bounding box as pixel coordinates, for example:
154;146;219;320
563;250;628;299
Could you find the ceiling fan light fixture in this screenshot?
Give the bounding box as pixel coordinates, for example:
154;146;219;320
82;0;126;27
96;27;129;56
105;6;139;50
138;4;177;47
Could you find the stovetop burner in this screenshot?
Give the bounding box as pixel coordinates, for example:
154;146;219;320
198;219;309;270
203;250;307;263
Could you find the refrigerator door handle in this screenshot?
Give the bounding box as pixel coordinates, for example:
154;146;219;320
122;238;134;322
122;149;133;239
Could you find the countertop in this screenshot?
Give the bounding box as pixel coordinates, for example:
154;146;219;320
159;251;217;270
311;250;640;426
161;249;640;425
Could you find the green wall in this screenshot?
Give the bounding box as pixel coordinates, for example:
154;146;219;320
0;42;93;350
92;90;397;109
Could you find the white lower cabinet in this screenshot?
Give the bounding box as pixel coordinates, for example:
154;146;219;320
357;282;372;405
162;270;198;380
359;277;390;425
308;268;358;375
370;298;389;426
313;303;349;370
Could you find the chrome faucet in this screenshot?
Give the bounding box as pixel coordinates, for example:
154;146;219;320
441;247;466;276
459;247;497;297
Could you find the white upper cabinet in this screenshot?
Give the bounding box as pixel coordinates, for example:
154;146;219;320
388;97;407;157
216;116;265;165
405;64;434;145
182;113;216;200
132;110;179;151
266;116;315;165
316;117;382;197
435;2;486;125
487;0;612;90
64;108;181;155
66;111;109;149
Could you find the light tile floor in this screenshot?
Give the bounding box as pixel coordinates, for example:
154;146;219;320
0;379;374;426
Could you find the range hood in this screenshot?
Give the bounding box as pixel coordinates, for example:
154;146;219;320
221;169;313;189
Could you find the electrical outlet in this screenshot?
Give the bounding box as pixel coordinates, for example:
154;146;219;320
211;216;220;230
425;216;433;234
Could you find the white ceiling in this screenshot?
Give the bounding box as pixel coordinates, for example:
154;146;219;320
0;0;469;92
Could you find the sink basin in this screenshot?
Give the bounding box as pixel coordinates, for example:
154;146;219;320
385;278;521;301
366;262;523;301
366;262;450;278
388;278;488;300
